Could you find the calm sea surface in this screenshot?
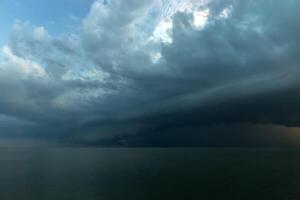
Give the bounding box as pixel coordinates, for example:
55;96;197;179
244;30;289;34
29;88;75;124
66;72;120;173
0;148;299;200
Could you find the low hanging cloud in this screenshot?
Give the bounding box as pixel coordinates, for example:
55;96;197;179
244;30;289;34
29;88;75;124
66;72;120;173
0;0;300;145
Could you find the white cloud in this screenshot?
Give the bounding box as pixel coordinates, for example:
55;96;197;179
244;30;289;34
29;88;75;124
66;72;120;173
218;5;233;19
33;26;49;41
151;19;173;43
150;52;162;63
149;0;210;43
1;45;46;78
193;9;210;28
62;68;110;82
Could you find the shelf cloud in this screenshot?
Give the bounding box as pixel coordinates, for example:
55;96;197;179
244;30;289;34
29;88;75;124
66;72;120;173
0;0;300;146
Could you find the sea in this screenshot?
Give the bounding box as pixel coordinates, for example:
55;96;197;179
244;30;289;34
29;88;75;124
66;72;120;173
0;147;299;200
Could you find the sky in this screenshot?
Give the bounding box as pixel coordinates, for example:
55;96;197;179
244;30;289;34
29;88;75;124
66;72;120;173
0;0;300;146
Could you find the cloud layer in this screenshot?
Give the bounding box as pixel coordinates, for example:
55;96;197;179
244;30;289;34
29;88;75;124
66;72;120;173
1;0;300;145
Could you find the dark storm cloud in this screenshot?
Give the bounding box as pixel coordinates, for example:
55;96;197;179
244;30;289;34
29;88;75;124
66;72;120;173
0;0;300;146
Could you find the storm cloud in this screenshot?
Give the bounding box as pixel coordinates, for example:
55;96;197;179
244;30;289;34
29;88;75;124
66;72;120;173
0;0;300;146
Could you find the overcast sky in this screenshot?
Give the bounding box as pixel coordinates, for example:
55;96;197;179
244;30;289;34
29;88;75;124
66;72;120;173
0;0;300;146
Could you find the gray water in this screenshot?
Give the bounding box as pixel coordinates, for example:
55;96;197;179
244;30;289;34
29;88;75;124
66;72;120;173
0;148;299;200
